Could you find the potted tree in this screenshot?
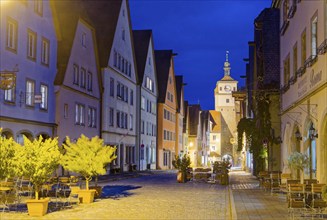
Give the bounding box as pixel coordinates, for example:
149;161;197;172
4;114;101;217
287;151;309;183
0;128;20;181
172;154;191;183
14;136;61;217
60;135;116;203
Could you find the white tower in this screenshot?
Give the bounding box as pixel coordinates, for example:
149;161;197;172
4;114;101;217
214;51;238;160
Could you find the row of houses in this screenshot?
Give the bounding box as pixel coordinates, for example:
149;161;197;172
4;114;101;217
238;0;327;183
0;0;186;173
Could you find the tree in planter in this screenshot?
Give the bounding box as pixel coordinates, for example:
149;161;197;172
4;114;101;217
61;135;116;191
13;136;61;200
287;151;309;182
0;128;20;180
172;154;191;183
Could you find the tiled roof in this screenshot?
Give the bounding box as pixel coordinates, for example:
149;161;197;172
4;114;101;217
209;110;221;133
53;0;93;85
220;75;235;81
188;104;201;136
133;30;152;85
155;50;173;103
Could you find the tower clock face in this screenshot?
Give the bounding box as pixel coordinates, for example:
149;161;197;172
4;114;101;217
224;85;231;92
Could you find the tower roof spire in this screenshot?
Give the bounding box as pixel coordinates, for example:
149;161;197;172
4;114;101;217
223;50;231;76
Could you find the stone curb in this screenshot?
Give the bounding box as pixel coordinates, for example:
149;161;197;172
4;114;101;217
228;185;237;220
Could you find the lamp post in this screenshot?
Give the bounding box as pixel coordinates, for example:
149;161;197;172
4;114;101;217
308;123;318;179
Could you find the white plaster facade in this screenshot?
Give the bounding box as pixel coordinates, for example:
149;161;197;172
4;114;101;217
139;37;158;171
0;0;57;141
279;0;327;182
55;19;101;144
101;0;137;172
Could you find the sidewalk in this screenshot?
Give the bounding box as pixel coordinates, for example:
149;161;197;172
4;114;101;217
229;170;289;220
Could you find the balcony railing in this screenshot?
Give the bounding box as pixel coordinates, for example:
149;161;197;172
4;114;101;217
317;39;327;55
304;55;318;68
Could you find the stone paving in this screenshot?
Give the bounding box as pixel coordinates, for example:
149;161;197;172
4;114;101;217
230;170;294;220
1;171;230;220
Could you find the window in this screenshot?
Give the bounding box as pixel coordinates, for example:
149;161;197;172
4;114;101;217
64;104;68;118
88;107;96;128
27;29;37;60
6;17;18;52
75;103;85;125
311;16;318;57
293;43;298;75
169;76;172;84
34;0;43;16
163;151;169;166
109;108;114;126
80;68;86;88
213;135;216;141
82;33;86;47
129;114;133;130
110;78;114;97
301;29;306;66
87;72;92;91
41;37;50;65
141;96;145;110
212;146;216;151
73;65;79;85
141;120;144;134
284;55;290;85
26;80;35;106
219;87;222;91
40;84;48;110
148;57;151;65
130;90;133;105
226;99;229;103
4;88;15;102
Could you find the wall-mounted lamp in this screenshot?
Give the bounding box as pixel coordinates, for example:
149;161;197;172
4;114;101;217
274;136;282;144
295;129;302;141
309;124;318;139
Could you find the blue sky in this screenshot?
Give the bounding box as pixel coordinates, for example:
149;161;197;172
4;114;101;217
130;0;271;110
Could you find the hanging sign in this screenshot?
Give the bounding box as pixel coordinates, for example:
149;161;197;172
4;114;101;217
0;72;16;90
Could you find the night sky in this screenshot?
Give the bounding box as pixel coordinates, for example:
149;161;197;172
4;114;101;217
130;0;271;110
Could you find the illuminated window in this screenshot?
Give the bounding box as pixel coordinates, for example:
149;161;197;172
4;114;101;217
6;17;18;52
141;96;145;110
27;29;37;60
75;103;85;125
41;37;50;65
40;84;48;110
88;107;96;128
129;114;133;131
4;88;15;102
25;80;35;106
311;16;318;57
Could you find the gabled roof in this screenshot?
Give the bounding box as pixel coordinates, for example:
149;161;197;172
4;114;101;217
82;0;123;68
201;110;209;136
188;104;201;136
175;75;183;113
52;0;93;85
133;30;152;85
209;110;221;133
155;50;173;103
183;100;188;133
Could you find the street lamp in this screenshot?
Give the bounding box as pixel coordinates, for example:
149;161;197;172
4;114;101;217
295;129;302;141
308;123;318;179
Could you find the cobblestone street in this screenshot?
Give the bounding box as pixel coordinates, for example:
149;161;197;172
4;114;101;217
1;171;230;220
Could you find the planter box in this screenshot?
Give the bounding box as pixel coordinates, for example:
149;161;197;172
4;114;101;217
26;198;49;217
78;189;96;204
89;186;102;199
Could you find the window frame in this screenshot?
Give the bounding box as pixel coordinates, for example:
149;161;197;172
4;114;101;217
25;79;35;107
27;29;37;61
311;14;318;57
41;37;50;66
40;83;48;110
6;17;18;53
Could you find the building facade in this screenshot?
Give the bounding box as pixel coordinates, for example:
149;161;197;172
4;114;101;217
53;1;101;145
0;0;57;142
175;75;185;157
277;0;327;182
155;50;178;170
133;30;158;170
